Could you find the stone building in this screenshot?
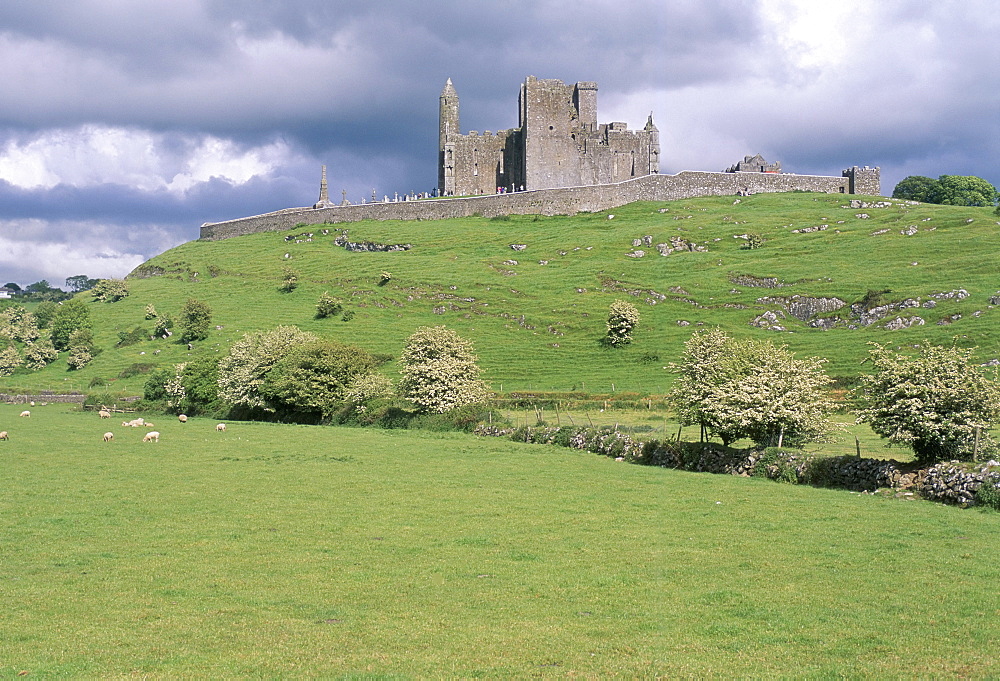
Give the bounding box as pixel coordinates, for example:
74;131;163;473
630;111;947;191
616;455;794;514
439;76;660;196
726;154;781;173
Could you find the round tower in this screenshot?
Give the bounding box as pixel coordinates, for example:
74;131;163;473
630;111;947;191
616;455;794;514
439;78;460;195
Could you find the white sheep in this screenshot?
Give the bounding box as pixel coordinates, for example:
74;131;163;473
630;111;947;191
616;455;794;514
178;414;188;423
19;410;30;417
0;431;8;440
98;410;111;419
143;431;160;442
144;422;154;428
216;423;227;432
103;432;114;442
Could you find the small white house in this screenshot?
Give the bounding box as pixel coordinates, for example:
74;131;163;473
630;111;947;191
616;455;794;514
0;287;14;299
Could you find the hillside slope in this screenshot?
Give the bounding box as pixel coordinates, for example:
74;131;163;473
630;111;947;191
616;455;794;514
5;193;1000;396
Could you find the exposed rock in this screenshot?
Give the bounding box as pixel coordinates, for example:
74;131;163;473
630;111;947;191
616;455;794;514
756;295;847;322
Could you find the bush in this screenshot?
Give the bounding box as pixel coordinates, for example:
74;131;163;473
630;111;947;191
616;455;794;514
119;363;156;378
34;301;58;329
279;267;299;293
0;345;22;377
116;326;148;347
66;327;96;370
669;329;834;447
217;325;318;410
856;341;1000;463
91;278;129;302
741;233;764;249
606;300;639;346
153;314;173;339
145;304;158;319
179;299;212;343
398;326;491;413
315;292;343;319
975;476;1000;510
23;339;57;370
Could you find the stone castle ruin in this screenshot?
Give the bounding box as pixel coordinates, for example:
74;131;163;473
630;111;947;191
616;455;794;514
200;76;880;240
439;76;660;196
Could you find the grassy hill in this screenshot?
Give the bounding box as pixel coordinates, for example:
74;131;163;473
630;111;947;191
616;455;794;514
4;192;1000;397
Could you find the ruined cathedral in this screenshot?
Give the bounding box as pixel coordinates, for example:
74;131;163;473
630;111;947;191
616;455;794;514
439;76;660;196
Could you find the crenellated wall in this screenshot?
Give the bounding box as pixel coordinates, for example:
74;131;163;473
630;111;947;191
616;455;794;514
200;168;878;241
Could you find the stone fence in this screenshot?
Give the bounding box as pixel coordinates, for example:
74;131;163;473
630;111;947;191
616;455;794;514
200;170;862;241
1;393;86;404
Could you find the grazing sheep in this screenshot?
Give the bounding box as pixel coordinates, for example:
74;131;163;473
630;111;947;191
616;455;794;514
143;431;160;442
0;431;8;440
98;410;111;419
19;410;30;417
216;423;227;432
103;432;114;442
178;414;188;423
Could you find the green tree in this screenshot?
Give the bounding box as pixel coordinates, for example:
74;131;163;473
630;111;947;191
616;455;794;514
606;300;640;347
50;299;91;351
65;275;98;293
179;298;212;343
892;175;939;203
260;340;378;419
217;325;318;410
931;175;999;207
34;301;59;329
856;342;1000;463
669;329;834;447
398;326;491;413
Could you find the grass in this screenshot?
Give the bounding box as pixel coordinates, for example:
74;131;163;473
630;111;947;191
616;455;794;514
1;403;998;677
4;193;1000;398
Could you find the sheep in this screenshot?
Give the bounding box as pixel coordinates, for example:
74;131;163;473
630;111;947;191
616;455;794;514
144;422;154;428
142;431;160;442
98;410;111;419
103;432;114;442
0;431;8;440
19;410;30;417
178;414;188;423
216;423;227;432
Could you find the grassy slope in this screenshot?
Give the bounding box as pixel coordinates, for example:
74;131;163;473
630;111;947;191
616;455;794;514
1;403;998;677
4;192;1000;396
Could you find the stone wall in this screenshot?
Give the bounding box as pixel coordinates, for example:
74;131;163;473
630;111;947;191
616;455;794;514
200;168;874;241
1;393;86;404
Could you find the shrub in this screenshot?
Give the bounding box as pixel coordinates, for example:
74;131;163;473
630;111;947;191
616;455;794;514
153;314;173;338
398;325;491;413
315;292;343;319
279;267;299;293
91;278;129;302
23;339;57;370
0;345;22;377
975;475;1000;510
66;327;96;370
217;325;318;410
341;309;355;322
378;271;392;286
179;298;212;343
118;362;155;378
34;301;59;329
145;304;158;319
116;326;148;347
856;341;1000;463
606;300;639;347
669;329;834;447
741;232;764;249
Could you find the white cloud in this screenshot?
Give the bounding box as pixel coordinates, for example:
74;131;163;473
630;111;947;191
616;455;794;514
0;126;298;193
0;219;153;284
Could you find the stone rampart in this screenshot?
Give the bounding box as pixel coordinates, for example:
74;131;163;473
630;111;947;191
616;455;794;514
200;170;866;241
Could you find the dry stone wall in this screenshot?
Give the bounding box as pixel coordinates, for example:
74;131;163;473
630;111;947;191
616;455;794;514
200;169;872;241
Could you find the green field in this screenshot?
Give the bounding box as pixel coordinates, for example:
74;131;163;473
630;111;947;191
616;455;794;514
3;192;999;399
1;403;998;677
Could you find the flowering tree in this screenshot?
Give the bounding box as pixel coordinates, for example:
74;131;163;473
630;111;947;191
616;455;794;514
606;300;640;346
669;329;834;447
856;342;1000;463
398;326;491;413
217;325;318;410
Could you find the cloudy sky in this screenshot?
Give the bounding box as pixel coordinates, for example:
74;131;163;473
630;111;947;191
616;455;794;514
1;0;997;287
